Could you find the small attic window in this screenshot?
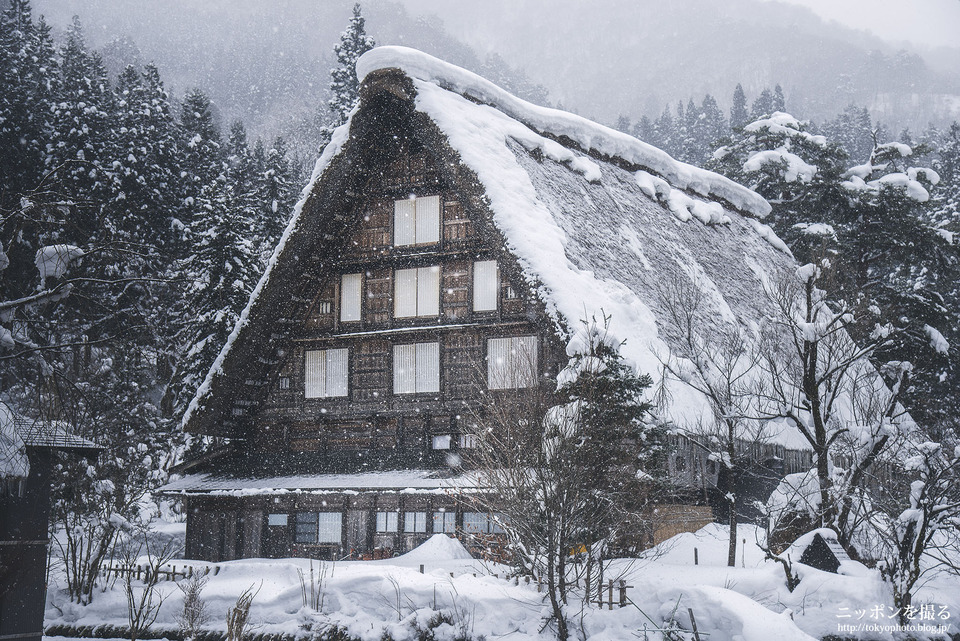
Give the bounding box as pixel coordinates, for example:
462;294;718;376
394;195;440;246
505;285;520;300
279;377;290;390
317;301;332;314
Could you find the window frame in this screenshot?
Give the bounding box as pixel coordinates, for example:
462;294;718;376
393;195;441;247
304;348;349;398
472;260;499;312
376;511;399;533
394;266;440;318
393;342;440;395
340;273;363;322
433;511;456;534
486;336;539;390
404;511;427;534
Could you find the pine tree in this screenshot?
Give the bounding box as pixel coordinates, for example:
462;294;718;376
824;105;875;164
773;84;786;112
751;88;775;119
319;3;375;149
256;136;296;261
0;0;56;209
730;83;749;131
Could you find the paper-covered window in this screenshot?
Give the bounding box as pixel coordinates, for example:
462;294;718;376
487;336;538;389
304;348;349;398
376;511;398;532
433;511;456;534
473;260;498;312
393;342;440;394
394;195;440;246
340;273;362;322
404;511;427;533
394;266;440;318
317;512;342;544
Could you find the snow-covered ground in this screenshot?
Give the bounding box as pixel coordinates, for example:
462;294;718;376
45;524;960;641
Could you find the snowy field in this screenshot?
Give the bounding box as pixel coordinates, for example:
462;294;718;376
44;524;960;641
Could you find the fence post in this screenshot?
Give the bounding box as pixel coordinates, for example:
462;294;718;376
419;564;424;574
694;547;698;565
618;580;627;607
607;580;613;610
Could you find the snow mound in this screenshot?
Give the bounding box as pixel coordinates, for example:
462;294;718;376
396;534;474;562
658;585;816;641
357;46;771;218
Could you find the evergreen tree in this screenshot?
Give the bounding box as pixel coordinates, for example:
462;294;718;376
730;83;749;131
319;3;375;149
824;105;875;164
0;0;56;209
614;115;632;134
179;89;223;205
773;84;786;112
652;105;674;153
751;87;775;119
633;115;656;145
257;136;296;261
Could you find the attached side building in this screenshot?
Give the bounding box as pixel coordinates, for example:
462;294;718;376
165;47;811;562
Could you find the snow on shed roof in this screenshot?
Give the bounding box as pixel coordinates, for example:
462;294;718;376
183;46;809;444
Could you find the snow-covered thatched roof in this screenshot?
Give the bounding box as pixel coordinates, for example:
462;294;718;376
182;47;831;450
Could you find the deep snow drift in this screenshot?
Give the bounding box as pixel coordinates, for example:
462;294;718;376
44;524;959;640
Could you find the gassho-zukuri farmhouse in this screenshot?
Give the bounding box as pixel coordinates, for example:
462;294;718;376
162;46;851;562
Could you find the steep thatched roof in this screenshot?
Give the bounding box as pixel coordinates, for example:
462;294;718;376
181;48;832;450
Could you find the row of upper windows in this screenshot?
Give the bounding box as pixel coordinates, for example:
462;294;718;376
275;510;507;544
338;260;505;322
301;336;538;398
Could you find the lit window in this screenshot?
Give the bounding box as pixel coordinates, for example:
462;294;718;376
376;511;398;532
394;195;440;246
458;434;477;449
473;260;498;311
267;514;288;526
404;511;427;533
340;273;362;322
487;336;538;389
431;434;452;450
394;342;440;394
433;511;456;534
317;512;342;544
463;512;489;534
304;348;349;398
394;266;440;318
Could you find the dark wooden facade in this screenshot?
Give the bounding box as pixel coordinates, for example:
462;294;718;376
179;72;565;561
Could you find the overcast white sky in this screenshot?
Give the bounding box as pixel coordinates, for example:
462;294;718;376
769;0;960;49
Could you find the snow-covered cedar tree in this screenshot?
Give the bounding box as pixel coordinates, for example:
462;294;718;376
730;83;749;131
836;138;955;437
712;114;956;445
464;316;660;641
757;258;914;558
317;3;375;150
656;274;767;567
708;111;849;259
875;440;960;625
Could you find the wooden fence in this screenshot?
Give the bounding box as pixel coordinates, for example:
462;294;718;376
100;562;221;583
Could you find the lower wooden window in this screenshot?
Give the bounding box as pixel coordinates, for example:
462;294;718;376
376;511;398;532
305;348;349;398
487;336;538;389
394;342;440;394
433;511;456;534
404;511;427;533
